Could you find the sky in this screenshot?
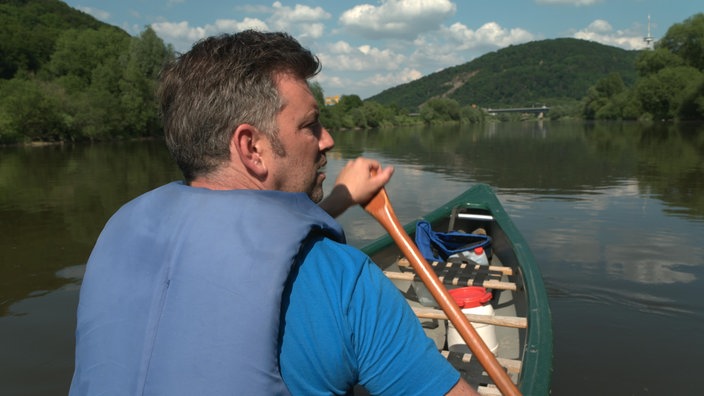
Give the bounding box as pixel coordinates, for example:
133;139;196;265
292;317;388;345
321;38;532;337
61;0;701;99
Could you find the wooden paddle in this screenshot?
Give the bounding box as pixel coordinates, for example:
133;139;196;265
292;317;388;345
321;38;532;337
363;185;521;396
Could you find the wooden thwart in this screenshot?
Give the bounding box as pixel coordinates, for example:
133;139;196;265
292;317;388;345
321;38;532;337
384;270;519;291
412;306;527;329
397;257;514;276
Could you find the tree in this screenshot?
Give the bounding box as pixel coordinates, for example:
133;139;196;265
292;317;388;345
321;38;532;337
460;105;484;124
360;101;394;128
636;48;685;77
45;27;130;91
583;73;630;119
0;77;70;141
657;13;704;71
337;95;363;112
420;98;461;123
679;78;704;120
309;81;325;109
635;66;703;120
583;13;704;121
119;27;174;136
0;0;105;79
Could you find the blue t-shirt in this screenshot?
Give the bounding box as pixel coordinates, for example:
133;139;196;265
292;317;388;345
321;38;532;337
280;235;460;395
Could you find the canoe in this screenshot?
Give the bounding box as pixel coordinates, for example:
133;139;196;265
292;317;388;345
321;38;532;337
361;183;553;395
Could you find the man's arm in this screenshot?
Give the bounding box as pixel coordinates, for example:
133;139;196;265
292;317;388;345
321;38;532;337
319;157;394;218
446;378;482;396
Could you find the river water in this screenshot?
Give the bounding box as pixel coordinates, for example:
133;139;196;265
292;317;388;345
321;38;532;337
1;121;703;395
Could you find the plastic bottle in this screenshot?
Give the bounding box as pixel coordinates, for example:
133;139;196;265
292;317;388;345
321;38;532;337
446;286;498;355
460;246;489;266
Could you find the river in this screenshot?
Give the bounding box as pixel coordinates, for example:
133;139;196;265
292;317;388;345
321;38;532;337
1;120;703;395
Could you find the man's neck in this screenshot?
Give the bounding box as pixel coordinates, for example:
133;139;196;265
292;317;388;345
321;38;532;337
190;167;264;191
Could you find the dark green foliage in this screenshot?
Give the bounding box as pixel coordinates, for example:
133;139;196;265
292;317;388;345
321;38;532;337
585;13;704;121
635;66;703;120
657;13;704;70
0;77;70;142
583;73;632;120
636;48;685;76
0;0;174;143
368;38;639;111
0;0;113;79
420;98;460;123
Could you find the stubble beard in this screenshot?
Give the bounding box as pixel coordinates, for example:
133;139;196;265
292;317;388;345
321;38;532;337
308;172;325;203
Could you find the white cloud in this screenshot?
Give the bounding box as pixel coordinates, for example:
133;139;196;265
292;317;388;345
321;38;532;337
318;41;406;72
315;67;422;97
302;23;327;39
152;2;331;51
269;1;331;37
340;0;456;39
367;67;424;87
410;21;535;69
583;19;613;33
573;19;648;50
212;17;269;33
151;18;269;52
535;0;603;6
472;22;535;47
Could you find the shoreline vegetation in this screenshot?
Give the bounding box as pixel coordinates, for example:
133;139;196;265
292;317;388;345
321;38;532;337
1;1;703;145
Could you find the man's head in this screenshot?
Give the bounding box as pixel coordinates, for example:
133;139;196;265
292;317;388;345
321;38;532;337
158;30;325;187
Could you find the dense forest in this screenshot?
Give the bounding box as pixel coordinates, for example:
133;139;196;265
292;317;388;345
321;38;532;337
0;0;174;143
1;0;703;144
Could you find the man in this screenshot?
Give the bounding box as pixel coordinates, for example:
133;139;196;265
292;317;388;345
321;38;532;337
70;30;478;395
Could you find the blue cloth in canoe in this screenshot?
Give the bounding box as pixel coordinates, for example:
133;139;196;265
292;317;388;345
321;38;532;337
414;220;492;263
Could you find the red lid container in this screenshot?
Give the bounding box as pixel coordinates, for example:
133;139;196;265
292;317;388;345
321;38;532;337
448;286;492;308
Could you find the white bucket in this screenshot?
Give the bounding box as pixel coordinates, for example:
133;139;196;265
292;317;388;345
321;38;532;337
446;287;498;355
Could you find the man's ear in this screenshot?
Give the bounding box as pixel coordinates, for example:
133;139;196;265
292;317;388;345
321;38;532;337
231;124;267;178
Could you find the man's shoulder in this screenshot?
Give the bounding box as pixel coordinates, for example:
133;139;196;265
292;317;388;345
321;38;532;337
296;235;383;294
303;235;369;265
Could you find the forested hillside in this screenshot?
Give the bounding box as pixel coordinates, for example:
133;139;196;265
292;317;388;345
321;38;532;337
0;0;174;143
368;38;640;111
0;0;114;79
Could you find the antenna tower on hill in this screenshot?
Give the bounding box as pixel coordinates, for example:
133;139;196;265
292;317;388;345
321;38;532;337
643;15;655;50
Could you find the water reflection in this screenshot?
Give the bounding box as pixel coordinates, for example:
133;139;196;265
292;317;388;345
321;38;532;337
0;141;181;315
2;122;703;314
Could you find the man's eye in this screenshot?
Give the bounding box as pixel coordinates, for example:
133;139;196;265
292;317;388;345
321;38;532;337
307;121;323;137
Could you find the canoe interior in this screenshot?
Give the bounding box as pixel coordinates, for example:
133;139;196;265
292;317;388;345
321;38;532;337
360;184;553;395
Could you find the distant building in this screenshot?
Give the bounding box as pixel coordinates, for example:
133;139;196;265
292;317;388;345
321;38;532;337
325;95;340;106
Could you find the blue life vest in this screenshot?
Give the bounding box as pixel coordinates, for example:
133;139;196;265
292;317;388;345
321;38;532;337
70;181;344;395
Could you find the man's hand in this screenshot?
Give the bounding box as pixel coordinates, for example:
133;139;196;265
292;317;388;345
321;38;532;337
319;158;394;218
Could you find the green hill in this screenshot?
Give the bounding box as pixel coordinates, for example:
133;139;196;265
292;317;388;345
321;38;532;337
367;38;640;111
0;0;173;143
0;0;127;79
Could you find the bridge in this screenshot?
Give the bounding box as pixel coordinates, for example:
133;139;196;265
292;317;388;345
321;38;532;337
486;105;549;115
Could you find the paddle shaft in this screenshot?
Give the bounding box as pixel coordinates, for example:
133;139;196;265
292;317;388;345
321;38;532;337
363;187;521;396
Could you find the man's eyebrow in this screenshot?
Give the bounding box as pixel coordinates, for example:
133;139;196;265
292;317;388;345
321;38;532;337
305;108;320;121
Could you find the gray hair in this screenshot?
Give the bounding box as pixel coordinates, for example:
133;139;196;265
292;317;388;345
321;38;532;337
158;30;321;182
